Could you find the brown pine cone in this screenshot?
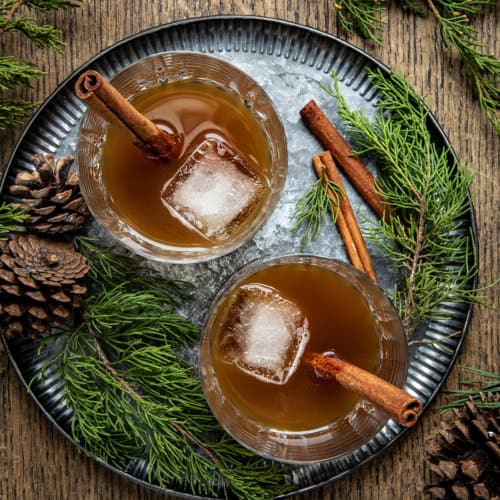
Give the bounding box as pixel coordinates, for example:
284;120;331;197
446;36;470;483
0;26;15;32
9;153;89;234
0;234;89;338
424;394;500;499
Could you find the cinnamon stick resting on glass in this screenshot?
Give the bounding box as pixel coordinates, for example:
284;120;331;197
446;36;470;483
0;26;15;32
300;99;386;219
75;70;181;160
312;151;378;282
305;352;422;427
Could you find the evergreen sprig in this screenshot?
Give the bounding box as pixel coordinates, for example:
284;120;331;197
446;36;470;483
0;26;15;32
291;167;343;249
399;0;425;15
332;0;499;134
326;70;483;335
333;0;385;45
23;0;80;11
0;0;81;130
0;97;37;127
0;202;28;237
427;0;500;135
440;367;500;412
41;240;292;499
0;56;44;91
74;236;193;305
3;15;64;50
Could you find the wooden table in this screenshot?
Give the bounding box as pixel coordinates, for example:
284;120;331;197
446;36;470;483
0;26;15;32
1;1;498;499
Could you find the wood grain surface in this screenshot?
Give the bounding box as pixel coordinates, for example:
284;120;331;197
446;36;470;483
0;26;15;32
0;1;498;499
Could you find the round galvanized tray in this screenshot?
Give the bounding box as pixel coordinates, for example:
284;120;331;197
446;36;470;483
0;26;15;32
1;16;475;498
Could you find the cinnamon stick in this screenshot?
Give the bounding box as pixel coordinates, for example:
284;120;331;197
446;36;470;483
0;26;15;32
312;155;364;273
306;352;422;428
318;151;378;282
75;70;181;160
300;99;386;219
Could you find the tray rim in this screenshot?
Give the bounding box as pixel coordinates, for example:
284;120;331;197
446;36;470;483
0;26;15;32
0;14;478;499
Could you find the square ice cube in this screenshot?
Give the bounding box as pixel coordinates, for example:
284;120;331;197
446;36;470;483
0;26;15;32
220;284;310;385
161;139;266;241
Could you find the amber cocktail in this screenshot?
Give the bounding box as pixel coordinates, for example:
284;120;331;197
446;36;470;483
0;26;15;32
200;256;409;463
77;52;287;262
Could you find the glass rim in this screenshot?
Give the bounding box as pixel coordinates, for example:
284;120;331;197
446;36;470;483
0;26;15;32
199;254;409;464
76;51;288;263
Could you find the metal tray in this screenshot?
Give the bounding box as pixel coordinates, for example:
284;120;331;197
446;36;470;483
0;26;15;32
1;15;475;498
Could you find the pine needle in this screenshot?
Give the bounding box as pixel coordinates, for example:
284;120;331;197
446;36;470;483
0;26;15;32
291;167;343;249
55;326;291;499
326;70;484;336
399;0;425;15
333;0;385;45
74;236;193;305
0;202;29;237
408;330;461;354
24;0;82;12
3;15;65;51
440;366;500;412
0;97;38;128
0;56;44;91
330;0;499;134
39;242;292;498
0;0;81;129
427;0;500;135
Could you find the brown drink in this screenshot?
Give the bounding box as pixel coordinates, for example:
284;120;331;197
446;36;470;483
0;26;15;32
100;80;272;247
210;262;381;431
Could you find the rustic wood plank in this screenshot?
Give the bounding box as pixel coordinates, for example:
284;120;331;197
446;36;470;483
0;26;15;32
1;1;498;499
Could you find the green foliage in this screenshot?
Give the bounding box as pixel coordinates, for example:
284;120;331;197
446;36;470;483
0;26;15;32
332;0;500;134
432;0;494;17
333;0;385;44
24;0;81;11
428;0;500;135
0;0;81;130
0;202;28;237
326;70;483;335
41;240;292;499
291;168;343;249
398;0;425;15
0;56;44;91
441;367;500;412
74;236;192;305
0;202;28;377
0;97;38;128
0;56;43;129
3;15;65;51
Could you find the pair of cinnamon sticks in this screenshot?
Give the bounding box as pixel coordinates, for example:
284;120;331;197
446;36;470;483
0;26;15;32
300;102;423;428
300;100;385;283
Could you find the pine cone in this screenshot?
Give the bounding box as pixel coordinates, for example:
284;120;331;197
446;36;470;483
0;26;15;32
424;394;500;499
9;153;89;234
0;234;89;338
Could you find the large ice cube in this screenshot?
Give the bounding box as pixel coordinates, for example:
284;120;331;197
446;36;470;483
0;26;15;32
220;284;310;385
161;139;266;241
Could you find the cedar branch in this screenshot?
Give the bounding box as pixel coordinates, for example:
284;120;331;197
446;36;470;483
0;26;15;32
94;339;143;400
425;0;439;18
403;192;425;335
0;0;26;32
94;337;223;468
